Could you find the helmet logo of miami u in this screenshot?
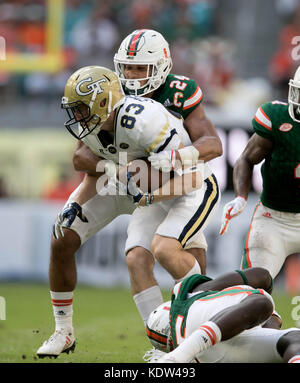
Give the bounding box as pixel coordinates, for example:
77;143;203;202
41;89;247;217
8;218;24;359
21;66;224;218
75;77;107;97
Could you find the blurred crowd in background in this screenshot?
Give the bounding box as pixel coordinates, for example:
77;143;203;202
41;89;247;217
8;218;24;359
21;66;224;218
0;0;299;105
0;0;299;200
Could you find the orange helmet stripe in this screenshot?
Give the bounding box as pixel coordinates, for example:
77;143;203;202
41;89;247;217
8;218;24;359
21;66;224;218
127;29;147;56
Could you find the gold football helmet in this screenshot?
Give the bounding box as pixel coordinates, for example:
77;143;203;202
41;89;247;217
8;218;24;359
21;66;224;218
61;66;125;139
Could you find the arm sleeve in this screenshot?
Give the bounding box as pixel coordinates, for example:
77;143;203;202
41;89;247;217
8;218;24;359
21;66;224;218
252;102;274;140
181;79;203;119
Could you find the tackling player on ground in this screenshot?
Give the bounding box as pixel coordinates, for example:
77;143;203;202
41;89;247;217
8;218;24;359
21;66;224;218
73;29;222;328
145;267;300;363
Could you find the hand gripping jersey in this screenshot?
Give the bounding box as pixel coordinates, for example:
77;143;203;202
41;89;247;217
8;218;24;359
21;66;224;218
152;74;203;120
253;101;300;212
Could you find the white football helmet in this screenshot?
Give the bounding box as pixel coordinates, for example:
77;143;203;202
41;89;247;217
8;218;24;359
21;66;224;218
146;301;172;352
114;29;173;96
288;65;300;123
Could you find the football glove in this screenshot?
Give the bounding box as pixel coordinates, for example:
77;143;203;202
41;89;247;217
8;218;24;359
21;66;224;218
126;171;142;202
125;171;153;206
148;150;179;173
53;202;88;239
220;196;247;235
126;171;154;205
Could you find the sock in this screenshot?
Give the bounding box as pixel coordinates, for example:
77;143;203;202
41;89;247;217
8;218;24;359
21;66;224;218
133;285;164;325
174;260;201;284
288;355;300;363
169;321;222;363
50;291;74;332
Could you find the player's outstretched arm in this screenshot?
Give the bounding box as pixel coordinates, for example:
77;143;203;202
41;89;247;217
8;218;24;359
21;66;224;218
124;167;203;207
193;267;273;293
148;168;203;204
220;133;273;235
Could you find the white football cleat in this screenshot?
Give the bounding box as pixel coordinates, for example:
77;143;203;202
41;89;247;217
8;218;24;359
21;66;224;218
37;329;75;359
143;347;168;363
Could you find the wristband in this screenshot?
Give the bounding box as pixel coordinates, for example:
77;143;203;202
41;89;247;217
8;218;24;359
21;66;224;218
144;192;154;206
235;270;249;285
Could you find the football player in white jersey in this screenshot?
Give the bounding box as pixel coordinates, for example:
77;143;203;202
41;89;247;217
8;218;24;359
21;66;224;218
144;267;300;364
36;66;219;358
72;29;222;333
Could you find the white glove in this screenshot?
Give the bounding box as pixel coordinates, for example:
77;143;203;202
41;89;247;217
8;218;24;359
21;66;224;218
148;150;179;172
220;196;247;235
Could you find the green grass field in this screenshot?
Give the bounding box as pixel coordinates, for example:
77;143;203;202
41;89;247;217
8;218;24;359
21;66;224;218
0;282;298;363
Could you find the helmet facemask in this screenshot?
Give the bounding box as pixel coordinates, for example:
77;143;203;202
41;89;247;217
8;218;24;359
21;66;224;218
115;61;168;96
288;66;300;123
288;79;300;123
61;98;102;140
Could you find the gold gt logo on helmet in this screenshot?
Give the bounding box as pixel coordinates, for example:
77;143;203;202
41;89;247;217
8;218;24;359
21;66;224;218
75;77;107;97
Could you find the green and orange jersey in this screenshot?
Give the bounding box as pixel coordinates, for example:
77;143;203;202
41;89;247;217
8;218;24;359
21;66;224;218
152;74;203;120
252;101;300;212
169;274;263;349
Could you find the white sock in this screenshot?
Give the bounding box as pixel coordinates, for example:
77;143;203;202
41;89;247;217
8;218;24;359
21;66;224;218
50;291;73;332
174;260;201;284
169;321;222;363
133;285;164;325
288;355;300;363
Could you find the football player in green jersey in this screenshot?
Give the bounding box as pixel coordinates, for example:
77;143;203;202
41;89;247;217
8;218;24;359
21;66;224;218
144;268;300;363
220;66;300;318
73;30;222;327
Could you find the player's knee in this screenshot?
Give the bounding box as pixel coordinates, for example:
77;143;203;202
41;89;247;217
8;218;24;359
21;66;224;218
151;238;172;264
259;294;274;317
277;331;300;357
51;229;81;259
126;247;154;273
